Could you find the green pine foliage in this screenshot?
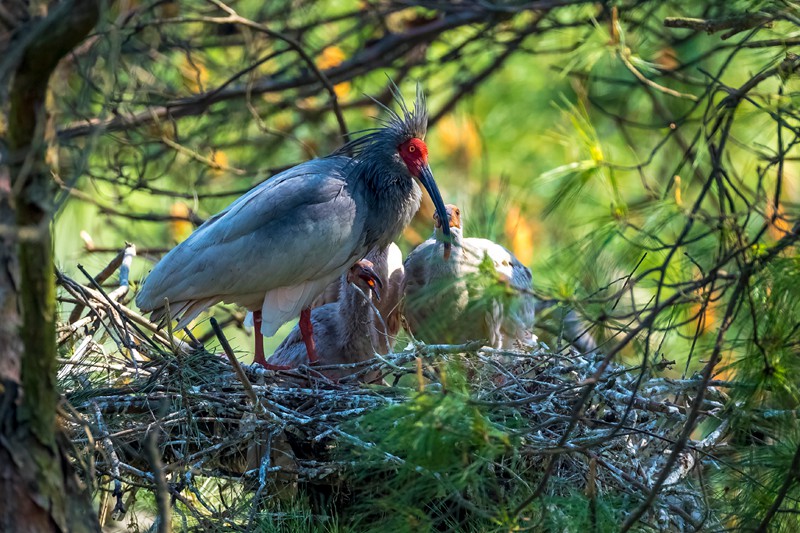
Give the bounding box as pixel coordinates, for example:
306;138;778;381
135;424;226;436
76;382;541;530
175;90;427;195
707;258;800;530
339;368;519;532
336;366;641;532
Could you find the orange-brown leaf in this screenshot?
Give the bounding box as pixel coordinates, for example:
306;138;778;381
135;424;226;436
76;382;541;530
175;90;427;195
209;150;228;177
180;56;208;94
655;47;680;71
767;200;792;240
315;46;350;97
170;202;193;243
435;114;481;168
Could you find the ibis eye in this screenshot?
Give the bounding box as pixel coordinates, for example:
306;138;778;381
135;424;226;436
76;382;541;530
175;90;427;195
408;145;416;153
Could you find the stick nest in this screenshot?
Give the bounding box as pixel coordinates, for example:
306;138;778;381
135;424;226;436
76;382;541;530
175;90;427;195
56;245;722;531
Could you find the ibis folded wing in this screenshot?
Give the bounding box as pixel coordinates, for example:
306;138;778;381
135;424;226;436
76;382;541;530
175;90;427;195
136;156;368;330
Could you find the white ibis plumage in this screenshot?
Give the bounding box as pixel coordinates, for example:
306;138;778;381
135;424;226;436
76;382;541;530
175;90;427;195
402;204;536;348
135;85;450;366
468;236;537;348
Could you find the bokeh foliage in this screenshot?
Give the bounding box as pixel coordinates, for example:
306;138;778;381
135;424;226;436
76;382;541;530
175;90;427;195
31;0;800;529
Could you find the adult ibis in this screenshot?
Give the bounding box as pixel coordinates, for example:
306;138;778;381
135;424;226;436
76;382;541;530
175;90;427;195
136;85;450;366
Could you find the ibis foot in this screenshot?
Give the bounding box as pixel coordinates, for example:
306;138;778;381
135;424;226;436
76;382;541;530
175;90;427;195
299;308;319;365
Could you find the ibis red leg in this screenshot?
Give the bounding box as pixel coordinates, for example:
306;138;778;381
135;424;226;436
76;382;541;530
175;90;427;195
299;308;318;364
251;310;292;370
252;310;268;366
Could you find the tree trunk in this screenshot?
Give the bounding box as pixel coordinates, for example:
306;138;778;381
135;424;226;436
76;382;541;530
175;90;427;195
0;1;102;531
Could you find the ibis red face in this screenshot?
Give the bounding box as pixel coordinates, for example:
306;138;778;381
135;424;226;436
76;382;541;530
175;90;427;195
434;204;462;230
398;138;452;258
399;138;429;175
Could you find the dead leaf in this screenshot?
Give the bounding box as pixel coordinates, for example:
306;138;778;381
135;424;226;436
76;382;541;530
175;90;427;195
209;150;228;177
180;55;208;94
435;114;481;168
316;46;350;97
655;47;680;71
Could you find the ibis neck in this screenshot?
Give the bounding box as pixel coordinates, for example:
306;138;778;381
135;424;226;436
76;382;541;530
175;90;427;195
435;226;463;247
363;245;395;325
338;280;377;360
356;161;421;251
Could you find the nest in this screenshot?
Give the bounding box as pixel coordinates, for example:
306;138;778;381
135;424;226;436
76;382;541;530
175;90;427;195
56;245;723;531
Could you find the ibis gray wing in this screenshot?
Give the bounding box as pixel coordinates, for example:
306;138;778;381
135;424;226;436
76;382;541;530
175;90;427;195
136;156;367;312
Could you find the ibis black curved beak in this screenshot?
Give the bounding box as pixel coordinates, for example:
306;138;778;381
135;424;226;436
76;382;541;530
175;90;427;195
418;164;451;259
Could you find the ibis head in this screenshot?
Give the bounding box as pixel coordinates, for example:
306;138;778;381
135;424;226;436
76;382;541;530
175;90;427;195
346;259;382;302
403;203;536;349
267;258;386;378
434;203;462;230
340;84;451;256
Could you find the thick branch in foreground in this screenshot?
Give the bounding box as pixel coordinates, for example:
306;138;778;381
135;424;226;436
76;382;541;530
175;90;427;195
0;170;21;383
9;0;100;450
1;0;103;531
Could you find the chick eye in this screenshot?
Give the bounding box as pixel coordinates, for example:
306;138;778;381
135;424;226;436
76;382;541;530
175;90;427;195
408;145;416;153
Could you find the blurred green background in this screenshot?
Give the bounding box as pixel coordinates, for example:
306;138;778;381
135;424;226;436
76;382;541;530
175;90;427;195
52;0;799;374
38;1;800;528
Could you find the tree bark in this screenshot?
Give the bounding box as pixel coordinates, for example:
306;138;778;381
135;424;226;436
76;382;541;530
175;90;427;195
1;1;102;531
